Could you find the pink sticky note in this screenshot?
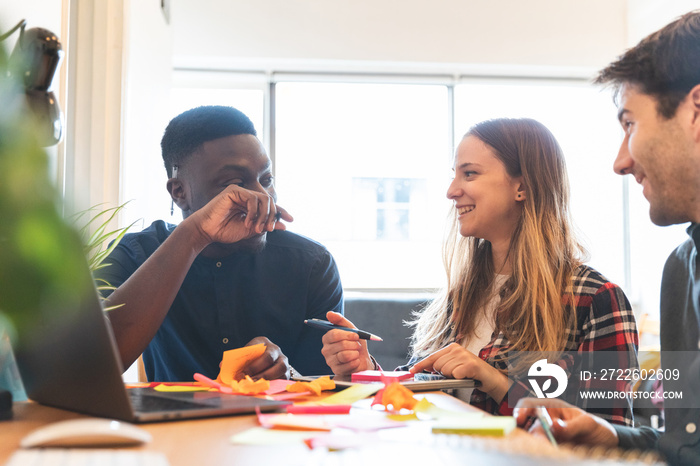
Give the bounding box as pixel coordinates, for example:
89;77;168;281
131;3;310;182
286;404;352;415
351;370;413;383
267;391;312;401
193;372;233;394
305;433;372;450
263;379;296;395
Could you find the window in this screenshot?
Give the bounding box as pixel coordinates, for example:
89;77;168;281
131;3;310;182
352;177;427;241
274;82;449;290
454;80;626;287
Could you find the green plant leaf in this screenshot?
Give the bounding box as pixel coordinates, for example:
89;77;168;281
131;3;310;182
71;201;139;299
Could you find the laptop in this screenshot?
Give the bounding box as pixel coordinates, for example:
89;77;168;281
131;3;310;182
11;248;290;423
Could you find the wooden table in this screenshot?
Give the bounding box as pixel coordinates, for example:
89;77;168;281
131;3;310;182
0;393;574;466
2;401;305;465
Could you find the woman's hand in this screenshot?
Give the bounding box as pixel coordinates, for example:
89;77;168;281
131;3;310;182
320;311;374;376
409;343;512;402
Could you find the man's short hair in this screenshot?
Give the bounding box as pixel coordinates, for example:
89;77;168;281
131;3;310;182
595;10;700;119
161;106;257;177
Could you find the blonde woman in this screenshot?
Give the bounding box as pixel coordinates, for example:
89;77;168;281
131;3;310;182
321;118;638;426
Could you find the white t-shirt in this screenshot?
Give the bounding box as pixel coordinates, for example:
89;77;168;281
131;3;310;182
462;273;508;355
455;274;508;401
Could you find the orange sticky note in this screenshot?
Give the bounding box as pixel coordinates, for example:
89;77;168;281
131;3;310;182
286;376;335;396
257;413;332;431
233;375;271;395
216;344;266;386
381;382;418;411
287;381;316;395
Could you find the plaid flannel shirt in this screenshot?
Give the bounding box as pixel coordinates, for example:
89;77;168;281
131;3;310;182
402;265;639;426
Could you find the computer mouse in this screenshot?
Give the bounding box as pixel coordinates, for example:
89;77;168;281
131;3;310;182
20;418;152;448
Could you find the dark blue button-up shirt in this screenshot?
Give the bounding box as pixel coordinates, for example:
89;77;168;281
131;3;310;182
97;221;343;381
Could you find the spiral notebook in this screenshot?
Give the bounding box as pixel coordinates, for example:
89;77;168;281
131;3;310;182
317;430;665;465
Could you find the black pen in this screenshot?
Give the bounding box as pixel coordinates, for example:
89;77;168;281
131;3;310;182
304;319;383;341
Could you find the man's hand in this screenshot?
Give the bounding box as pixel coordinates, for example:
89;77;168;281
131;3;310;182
409;343;512;402
188;185;293;250
320;311;374;376
514;398;619;447
242;337;290;380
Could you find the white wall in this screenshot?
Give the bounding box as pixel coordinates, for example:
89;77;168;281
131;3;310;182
171;0;628;73
628;0;699;44
0;1;62;46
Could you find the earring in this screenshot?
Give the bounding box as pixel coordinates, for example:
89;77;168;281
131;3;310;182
170;164;179;216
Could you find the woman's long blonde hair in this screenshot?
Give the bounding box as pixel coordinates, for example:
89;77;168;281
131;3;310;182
410;118;586;367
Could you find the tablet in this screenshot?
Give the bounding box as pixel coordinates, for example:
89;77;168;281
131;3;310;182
292;373;480;392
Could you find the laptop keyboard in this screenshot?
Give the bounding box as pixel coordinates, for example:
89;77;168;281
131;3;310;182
6;449;169;466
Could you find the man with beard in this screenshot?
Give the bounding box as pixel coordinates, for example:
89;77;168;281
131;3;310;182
97;106;343;382
514;11;700;465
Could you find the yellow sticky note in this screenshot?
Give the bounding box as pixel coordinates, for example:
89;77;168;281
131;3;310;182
431;415;516;436
317;383;382;405
413;398;483;421
387;412;420;422
153;384;210;392
412;397;434;413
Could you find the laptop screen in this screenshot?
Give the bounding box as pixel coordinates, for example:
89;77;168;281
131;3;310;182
10;231;290;422
12;252;135;420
